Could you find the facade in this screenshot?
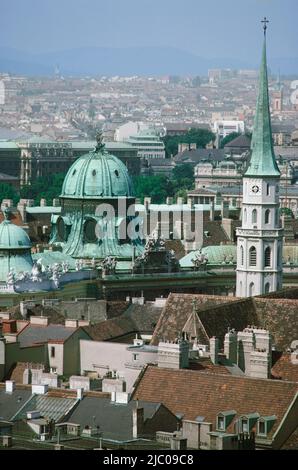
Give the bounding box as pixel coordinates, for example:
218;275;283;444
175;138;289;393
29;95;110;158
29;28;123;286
0;138;140;188
236;33;283;297
213;120;245;139
125;129;165;159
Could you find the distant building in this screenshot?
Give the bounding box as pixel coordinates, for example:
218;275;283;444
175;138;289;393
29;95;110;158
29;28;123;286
125;129;165;159
213;120;245;139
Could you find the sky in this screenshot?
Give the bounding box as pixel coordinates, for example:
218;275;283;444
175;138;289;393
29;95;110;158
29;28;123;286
0;0;297;61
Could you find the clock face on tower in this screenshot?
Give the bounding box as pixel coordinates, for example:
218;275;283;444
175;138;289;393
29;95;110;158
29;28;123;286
252;185;260;194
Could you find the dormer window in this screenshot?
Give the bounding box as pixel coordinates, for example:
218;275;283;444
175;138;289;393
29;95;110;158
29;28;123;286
240;413;260;433
217;416;225;431
258;420;266;436
257;416;276;437
241;418;249;433
216;410;236;432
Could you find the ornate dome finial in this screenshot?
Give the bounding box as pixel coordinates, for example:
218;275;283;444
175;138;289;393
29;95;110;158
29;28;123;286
95;131;105;152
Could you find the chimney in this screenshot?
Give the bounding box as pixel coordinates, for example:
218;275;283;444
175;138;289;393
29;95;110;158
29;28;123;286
30;316;49;326
209;200;215;221
237;329;255;374
177;197;184;205
221;200;229;219
5;380;15;393
32;384;48;395
2;320;17;334
210;337;219;365
158;340;189;369
77;388;84;400
166;197;173;205
249;350;271;379
65;319;78;328
40;198;47;207
132;405;144;438
224;330;237;364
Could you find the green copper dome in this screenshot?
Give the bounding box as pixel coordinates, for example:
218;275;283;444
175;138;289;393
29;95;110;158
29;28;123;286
61;148;134;199
0;219;32;249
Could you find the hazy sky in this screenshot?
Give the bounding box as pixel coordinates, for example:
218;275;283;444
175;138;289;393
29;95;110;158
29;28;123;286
0;0;297;60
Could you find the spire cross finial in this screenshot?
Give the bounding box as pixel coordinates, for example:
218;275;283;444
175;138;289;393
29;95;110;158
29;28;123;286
261;17;269;36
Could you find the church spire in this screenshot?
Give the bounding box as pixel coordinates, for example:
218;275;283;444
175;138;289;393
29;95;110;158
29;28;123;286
245;18;280;178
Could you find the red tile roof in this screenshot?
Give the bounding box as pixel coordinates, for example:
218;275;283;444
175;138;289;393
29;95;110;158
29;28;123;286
132;365;298;439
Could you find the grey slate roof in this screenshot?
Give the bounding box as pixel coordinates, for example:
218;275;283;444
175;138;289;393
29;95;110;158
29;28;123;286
174;148;225;164
67;397;161;441
0;389;32;421
13;394;78;422
17;324;77;347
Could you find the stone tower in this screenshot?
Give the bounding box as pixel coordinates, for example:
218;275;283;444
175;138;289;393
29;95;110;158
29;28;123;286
236;22;283;297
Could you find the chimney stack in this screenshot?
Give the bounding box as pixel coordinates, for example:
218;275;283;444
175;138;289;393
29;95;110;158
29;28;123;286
210;337;219;365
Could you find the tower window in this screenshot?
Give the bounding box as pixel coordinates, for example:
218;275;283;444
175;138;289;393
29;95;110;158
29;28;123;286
264;247;271;267
266;183;270;196
265;282;270;294
249;282;255;297
265;209;270;224
252;209;257;224
240;245;244;266
249;246;257;266
244;208;247;223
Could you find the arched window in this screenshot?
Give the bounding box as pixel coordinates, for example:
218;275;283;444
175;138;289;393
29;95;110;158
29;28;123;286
264;247;271;267
240;246;244;266
244;208;247;223
265;282;270;294
266;183;270;196
252;209;257;224
249;282;255;297
249;246;257;266
265;209;270;224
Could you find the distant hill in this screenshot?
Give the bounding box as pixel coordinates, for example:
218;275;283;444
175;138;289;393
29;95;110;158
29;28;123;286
0;46;297;77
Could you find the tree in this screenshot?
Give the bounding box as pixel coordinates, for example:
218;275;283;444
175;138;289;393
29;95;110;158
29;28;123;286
0;183;19;205
172;163;193;181
162;128;215;157
220;132;241;149
20;173;65;204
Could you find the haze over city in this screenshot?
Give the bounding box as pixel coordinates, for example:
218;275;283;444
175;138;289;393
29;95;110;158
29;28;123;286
0;0;297;75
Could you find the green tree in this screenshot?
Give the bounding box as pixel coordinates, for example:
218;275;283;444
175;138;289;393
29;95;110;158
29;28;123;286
172;163;193;181
162;128;215;157
0;183;19;205
20;173;65;204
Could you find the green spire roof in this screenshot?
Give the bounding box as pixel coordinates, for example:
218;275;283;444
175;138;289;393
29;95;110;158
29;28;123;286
245;35;280;178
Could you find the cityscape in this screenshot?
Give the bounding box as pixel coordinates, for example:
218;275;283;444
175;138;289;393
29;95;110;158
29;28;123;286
0;0;297;458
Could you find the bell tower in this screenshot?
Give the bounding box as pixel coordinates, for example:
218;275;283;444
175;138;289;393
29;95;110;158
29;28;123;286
236;18;283;297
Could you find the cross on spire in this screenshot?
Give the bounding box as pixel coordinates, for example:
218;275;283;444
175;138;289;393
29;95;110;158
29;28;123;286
261;17;269;36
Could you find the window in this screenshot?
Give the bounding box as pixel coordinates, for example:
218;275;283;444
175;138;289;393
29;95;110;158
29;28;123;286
264;247;271;267
249;246;257;266
133;353;138;362
265;282;270;294
244;208;247;223
265;209;270;224
266;183;270;196
51;346;55;358
249;282;255;297
258;420;266;436
240;246;244;266
241;418;249;433
252;209;257;224
217;416;225;431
